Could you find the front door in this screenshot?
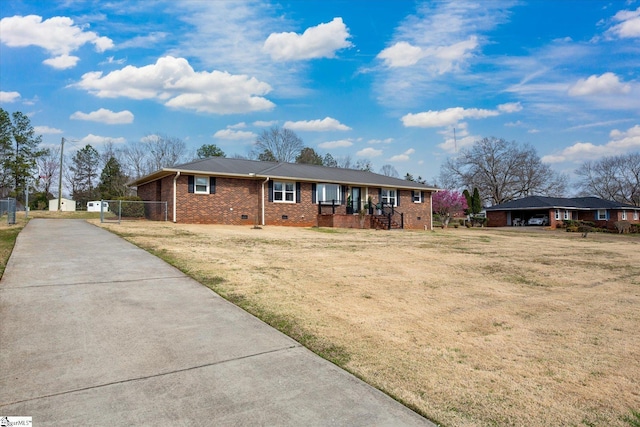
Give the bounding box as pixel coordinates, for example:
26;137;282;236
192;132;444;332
351;187;361;213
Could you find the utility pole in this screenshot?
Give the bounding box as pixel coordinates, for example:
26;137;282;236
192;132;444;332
453;128;457;153
58;137;65;211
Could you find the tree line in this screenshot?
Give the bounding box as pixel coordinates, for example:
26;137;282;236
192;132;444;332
1;108;638;210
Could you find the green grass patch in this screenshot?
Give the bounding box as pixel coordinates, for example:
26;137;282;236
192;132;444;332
0;224;24;278
623;409;640;427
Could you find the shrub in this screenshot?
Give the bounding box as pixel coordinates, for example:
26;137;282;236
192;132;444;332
614;220;631;234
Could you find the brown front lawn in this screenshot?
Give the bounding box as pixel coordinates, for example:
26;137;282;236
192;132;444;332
93;220;640;427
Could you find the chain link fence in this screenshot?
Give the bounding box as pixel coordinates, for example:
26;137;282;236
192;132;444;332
0;198;17;225
100;200;168;224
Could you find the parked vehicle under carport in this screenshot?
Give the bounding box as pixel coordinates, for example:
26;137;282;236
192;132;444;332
527;214;549;226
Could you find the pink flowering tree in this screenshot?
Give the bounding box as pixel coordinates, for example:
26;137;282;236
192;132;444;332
432;189;468;227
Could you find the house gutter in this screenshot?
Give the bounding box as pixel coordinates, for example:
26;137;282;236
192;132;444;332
261;177;269;226
173;171;180;222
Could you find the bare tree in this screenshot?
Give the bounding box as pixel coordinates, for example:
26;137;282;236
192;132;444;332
576;152;640;206
380;164;399;177
143;133;187;171
121;141;150;179
36;146;60;197
251;126;303;163
440;137;567;206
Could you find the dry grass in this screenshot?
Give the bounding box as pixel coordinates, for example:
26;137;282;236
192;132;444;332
92;220;640;427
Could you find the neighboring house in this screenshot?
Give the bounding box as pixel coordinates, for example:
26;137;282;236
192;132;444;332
129;157;438;230
48;197;76;212
485;196;640;229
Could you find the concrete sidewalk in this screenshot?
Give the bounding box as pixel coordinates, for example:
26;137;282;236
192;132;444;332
0;219;433;426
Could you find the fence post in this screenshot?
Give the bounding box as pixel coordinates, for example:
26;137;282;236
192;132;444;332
118;200;122;224
100;199;104;223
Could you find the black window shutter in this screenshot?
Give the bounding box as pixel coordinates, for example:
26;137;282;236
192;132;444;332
312;183;317;203
188;175;194;193
421;191;425;203
378;188;382;203
268;180;273;202
397;190;401;207
341;185;346;204
296;182;301;203
209;177;216;194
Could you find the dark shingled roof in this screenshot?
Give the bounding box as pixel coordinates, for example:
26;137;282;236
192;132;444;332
129;157;438;191
485;196;639;211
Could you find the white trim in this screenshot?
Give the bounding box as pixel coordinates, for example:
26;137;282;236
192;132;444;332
381;188;397;207
173;171;180;222
413;190;422;203
622;210;627;220
273;180;296;203
194;175;209;194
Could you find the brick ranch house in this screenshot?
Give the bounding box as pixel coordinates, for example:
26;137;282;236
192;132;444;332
485;196;640;229
130;157;438;230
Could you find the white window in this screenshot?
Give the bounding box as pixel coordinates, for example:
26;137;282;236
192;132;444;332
555;209;560;220
381;189;397;207
597;209;607;220
564;210;570;220
317;183;341;204
194;176;209;194
274;181;295;203
622;210;627;220
635;211;639;221
413;190;422;203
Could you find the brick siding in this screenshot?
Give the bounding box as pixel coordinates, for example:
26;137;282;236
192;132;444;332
137;174;433;230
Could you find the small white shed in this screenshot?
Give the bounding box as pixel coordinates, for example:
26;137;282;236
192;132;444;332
49;198;76;212
87;201;109;212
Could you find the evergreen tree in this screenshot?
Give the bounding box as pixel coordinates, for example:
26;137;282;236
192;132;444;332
196;143;226;159
98;156;129;199
0;108;45;202
296;147;323;165
70;144;101;207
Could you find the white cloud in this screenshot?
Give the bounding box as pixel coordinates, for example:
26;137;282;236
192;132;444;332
70;108;134;124
118;32;168;49
497;102;523;113
401;107;499;128
568;72;631;96
368;138;394;144
0;91;21;103
373;2;514;107
43;54;80;69
80;134;126;145
263;17;352;61
377;41;424;67
213;129;257;140
318;139;354;149
356;147;383;157
606;7;640;39
377;36;478;73
34;126;63;134
284;117;351;131
387;148;415;162
0;15;113;69
227;122;247;129
253;120;278;127
542;124;640;163
74;56;274;115
528;129;540;134
505;120;524;127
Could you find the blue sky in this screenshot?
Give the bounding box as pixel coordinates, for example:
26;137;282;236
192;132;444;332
1;0;639;189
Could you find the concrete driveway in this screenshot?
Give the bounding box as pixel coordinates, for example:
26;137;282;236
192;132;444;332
0;219;433;426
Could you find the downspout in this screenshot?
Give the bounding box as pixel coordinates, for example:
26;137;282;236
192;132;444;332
429;190;434;231
261;177;270;226
173;171;180;223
